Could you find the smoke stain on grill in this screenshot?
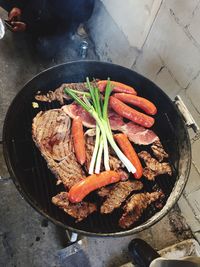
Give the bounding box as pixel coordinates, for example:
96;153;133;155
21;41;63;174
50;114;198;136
168;206;193;240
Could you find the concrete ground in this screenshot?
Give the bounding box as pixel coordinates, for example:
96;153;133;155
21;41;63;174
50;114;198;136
0;7;196;267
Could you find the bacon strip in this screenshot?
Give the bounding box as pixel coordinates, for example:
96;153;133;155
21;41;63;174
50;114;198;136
62;103;96;128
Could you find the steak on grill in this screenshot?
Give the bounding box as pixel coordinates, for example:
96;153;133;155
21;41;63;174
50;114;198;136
32;109;85;189
119;191;164;228
100;180;143;214
32;108;98;220
52;192;97;221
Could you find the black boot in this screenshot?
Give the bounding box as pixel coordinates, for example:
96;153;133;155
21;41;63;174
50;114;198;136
128;238;160;267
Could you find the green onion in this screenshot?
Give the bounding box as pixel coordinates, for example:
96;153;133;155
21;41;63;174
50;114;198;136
89;126;100;174
103;78;111;120
65;89;90;97
64;78;136;174
95;136;104;174
64;89;92;112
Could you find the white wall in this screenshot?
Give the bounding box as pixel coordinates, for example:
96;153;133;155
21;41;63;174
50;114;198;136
101;0;162;49
89;0;200;242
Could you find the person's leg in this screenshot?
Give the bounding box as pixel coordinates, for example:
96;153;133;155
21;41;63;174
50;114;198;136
0;0;15;12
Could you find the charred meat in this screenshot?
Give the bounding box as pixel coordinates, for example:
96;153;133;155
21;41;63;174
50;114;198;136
98;185;114;198
100;181;143;214
151;140;169;162
142;167;156;181
32;109;85;189
52;192;97;222
35;82;89;104
119;191;164;228
138;151;172;180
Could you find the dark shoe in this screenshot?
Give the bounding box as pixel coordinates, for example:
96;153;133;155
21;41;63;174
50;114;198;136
128;238;160;267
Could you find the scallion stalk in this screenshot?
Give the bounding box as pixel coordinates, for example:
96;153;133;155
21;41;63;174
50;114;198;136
94;136;104;174
65;88;90;97
64;79;136;174
89;125;100;174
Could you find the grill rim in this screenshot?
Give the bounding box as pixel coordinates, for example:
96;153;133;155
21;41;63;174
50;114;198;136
3;60;191;237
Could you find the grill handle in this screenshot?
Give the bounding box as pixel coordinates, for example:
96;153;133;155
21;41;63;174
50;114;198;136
174;95;199;134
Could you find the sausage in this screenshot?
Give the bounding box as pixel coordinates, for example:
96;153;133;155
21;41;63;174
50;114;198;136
68;171;121;203
72;116;86;165
113;93;157;115
114;133;143;179
97;80;137;95
109;96;155;128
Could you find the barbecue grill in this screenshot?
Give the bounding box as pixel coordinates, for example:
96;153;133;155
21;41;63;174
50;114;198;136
3;61;193;236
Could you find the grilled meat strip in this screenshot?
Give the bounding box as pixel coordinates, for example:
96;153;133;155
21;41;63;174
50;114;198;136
35;82;91;105
151;140;168;162
52;192;97;222
138;151;172;180
98;185;114;198
100;181;143;214
32;109;85;189
119;191;164;229
142;167;156;180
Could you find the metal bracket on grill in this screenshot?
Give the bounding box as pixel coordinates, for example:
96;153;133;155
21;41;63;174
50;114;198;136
65;230;79;243
174;95;200;134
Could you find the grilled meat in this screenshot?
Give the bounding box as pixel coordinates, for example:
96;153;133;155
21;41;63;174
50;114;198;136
52;192;97;222
142;167;156;181
35;82;89;104
151;140;168;162
98;185;114;198
100;181;143;214
119;191;164;229
85;136;124;172
62;103;96;128
62;103;159;145
138;151;172;180
120;122;159;145
32;109;85;189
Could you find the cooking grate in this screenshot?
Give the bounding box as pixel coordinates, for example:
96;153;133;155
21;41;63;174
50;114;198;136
7;94;178;234
3;61;191;236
